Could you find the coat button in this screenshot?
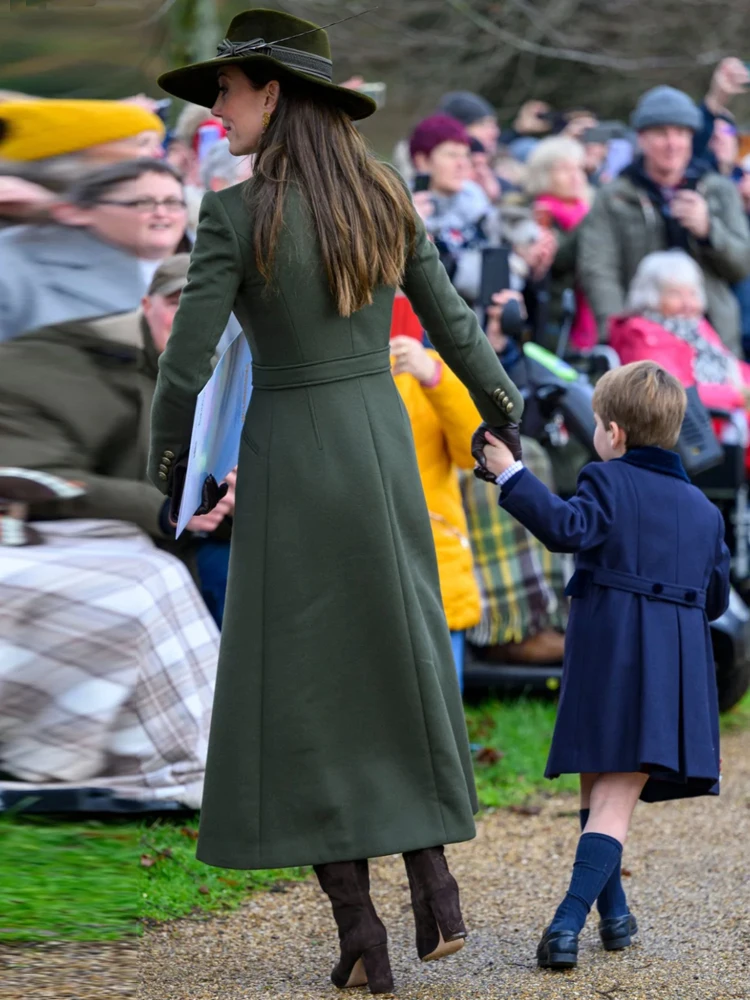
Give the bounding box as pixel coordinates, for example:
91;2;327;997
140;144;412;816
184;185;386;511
505;401;514;413
158;471;168;481
164;451;175;459
684;590;697;602
159;464;169;475
652;583;664;595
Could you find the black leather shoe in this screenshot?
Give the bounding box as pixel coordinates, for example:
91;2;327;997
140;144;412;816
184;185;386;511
599;913;638;951
536;927;578;969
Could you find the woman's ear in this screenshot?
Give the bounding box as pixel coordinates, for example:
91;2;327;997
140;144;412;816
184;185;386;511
265;80;280;114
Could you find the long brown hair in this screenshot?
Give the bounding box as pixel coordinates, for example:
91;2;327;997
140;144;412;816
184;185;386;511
244;74;416;317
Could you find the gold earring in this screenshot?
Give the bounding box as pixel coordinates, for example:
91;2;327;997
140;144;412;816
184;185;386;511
262;111;271;131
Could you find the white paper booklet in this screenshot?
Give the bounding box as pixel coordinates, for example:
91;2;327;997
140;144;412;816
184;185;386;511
176;316;253;537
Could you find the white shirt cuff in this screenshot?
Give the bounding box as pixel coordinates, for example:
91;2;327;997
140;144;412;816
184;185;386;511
495;461;524;488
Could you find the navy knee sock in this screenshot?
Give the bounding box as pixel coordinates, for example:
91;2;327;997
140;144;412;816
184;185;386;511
579;809;629;919
550;833;623;934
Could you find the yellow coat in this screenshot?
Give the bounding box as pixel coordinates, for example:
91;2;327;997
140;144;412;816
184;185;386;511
394;351;482;632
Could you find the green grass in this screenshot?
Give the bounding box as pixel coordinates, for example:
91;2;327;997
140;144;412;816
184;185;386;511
466;696;579;807
2;690;748;945
0;816;138;943
140;819;308;923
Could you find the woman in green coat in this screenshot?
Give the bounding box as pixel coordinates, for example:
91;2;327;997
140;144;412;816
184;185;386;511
150;9;523;994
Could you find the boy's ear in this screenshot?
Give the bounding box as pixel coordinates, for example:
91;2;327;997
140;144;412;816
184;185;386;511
609;421;628;450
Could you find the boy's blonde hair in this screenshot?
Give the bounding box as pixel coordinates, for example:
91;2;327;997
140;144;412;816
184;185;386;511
592;361;687;449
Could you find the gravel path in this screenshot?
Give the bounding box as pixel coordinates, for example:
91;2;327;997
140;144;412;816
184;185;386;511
3;728;748;1000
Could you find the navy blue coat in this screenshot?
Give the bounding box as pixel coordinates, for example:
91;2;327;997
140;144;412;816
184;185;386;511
500;447;731;802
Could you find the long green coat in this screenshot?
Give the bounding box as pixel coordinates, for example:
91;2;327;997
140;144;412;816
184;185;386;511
149;181;523;870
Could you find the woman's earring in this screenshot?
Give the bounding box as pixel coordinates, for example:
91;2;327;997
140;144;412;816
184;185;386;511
262;111;271;132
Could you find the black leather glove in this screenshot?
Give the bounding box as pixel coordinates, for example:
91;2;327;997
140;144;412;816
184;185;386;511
169;457;229;525
471;422;523;482
195;475;229;516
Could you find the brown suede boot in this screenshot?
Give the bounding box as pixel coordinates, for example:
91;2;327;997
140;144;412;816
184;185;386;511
402;847;467;961
314;860;394;994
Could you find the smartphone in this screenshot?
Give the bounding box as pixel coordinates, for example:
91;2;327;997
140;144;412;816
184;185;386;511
413;173;431;193
479;247;511;307
602;138;634;180
357;82;386;108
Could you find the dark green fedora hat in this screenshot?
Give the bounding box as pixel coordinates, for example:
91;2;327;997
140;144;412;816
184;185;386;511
158;8;377;121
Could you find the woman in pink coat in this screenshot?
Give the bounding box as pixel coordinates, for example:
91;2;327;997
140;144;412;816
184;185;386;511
610;250;750;416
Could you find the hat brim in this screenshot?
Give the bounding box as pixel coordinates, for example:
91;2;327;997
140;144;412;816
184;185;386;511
150;277;188;298
158;54;377;122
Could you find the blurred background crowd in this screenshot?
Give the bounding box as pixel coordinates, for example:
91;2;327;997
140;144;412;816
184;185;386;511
1;3;749;815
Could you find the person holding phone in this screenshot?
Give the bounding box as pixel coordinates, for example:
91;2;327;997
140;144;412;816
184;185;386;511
525;136;597;350
408;115;492;268
579;85;750;355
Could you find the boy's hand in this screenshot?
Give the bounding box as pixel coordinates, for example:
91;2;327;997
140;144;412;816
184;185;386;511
471;422;522;481
482;430;517;478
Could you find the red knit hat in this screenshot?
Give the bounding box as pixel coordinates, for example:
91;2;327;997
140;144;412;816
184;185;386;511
409;114;471;161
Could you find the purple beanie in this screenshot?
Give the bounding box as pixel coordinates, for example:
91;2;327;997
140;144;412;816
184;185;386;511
409;114;471;161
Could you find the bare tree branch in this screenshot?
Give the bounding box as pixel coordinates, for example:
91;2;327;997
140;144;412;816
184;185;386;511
444;0;723;70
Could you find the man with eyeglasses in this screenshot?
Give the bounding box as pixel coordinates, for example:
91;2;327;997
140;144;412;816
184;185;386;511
0;158;189;343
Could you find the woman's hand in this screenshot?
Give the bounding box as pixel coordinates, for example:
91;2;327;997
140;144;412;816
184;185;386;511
391;336;440;385
485;289;526;351
412;190;434;224
186;468;237;533
522;228;558;280
482;430;517;477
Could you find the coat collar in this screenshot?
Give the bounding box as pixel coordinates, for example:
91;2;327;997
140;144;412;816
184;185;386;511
616;446;690;483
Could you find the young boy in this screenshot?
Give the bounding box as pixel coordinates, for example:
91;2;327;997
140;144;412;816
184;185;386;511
478;360;730;970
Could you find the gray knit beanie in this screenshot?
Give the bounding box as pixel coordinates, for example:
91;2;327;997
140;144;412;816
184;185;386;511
437;91;495;126
631;86;703;133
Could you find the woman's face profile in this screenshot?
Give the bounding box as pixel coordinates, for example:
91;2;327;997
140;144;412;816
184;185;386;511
212;66;279;156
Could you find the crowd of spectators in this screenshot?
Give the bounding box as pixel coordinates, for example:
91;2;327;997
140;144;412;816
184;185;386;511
0;58;748;808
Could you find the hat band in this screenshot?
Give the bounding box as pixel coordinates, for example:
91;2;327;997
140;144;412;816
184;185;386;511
216;38;333;83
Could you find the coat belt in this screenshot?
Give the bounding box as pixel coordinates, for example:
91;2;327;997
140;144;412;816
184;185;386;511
566;566;707;609
252;347;392;390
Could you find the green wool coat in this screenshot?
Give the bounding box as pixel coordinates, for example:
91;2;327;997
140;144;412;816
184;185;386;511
149;181;523;870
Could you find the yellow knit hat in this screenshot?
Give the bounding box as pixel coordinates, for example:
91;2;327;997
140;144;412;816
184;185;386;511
0;99;165;162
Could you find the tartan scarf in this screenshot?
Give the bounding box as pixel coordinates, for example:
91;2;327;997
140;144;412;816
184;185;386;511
460;441;569;645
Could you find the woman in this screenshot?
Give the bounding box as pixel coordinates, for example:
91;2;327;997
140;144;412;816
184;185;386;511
526;136;597;350
610;250;750;418
148;10;522;995
390;333;483;690
408;113;492;291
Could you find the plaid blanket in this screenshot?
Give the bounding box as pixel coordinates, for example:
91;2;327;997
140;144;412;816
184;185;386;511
0;520;219;808
461;439;570;646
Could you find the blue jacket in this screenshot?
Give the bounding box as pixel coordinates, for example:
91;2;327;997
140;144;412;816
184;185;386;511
500;446;730;801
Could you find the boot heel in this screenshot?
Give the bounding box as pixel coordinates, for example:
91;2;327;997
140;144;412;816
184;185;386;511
421;885;467;961
361;943;394;995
